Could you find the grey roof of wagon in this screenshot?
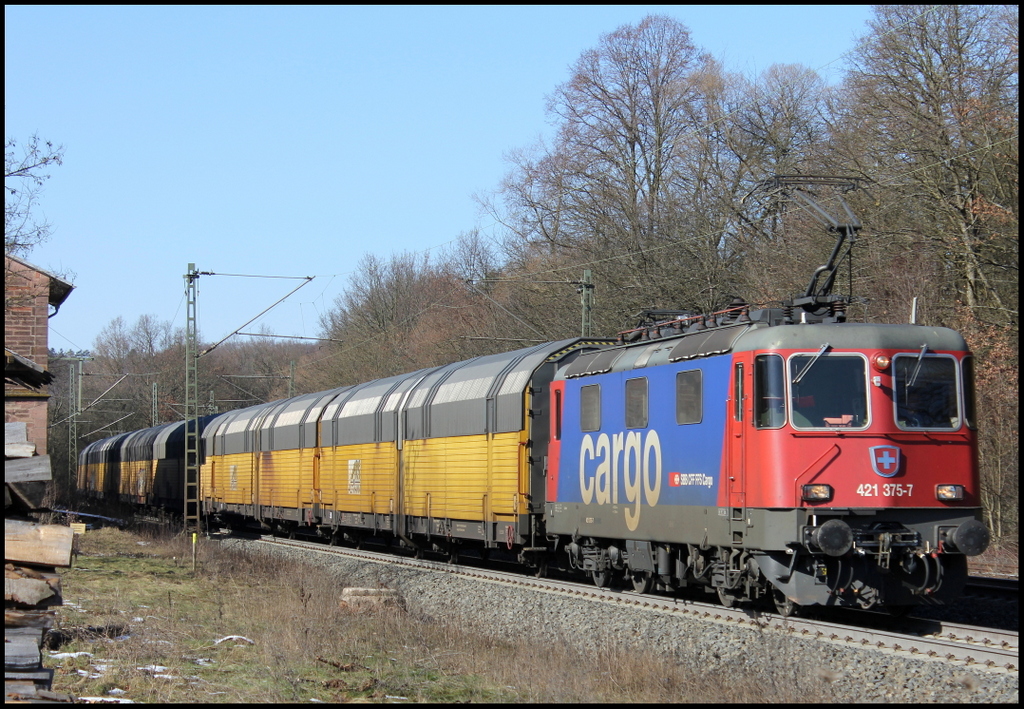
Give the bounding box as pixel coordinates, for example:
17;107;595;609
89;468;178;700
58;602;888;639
121;424;169;462
206;338;591;452
79;438;103;463
84;430;133;464
324;337;583;442
412;337;581;438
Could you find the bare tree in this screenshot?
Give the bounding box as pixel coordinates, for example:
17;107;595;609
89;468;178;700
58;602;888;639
5;135;68;315
316;251;451;384
489;16;745;328
5;135;65;256
832;5;1018;327
488;17;841;328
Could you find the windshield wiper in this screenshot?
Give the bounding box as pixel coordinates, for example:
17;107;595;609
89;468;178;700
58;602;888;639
793;343;831;384
907;344;929;388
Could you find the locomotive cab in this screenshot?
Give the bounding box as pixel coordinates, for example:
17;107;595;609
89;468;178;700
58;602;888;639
738;323;988;609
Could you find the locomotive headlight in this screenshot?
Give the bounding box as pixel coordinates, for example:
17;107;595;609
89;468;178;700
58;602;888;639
801;484;833;502
872;354;891;371
936;484;964;501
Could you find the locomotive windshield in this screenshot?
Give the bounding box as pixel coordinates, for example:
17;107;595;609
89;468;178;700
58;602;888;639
894;354;959;429
788;354;868;429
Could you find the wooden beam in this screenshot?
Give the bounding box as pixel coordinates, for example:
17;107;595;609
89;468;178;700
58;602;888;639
5;567;61;607
4;442;36;459
3;634;41;671
4;609;56;630
4;455;51;483
6;481;49;511
4;520;74;568
5;421;28;444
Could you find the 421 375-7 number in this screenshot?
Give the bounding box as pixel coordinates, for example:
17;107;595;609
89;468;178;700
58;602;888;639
857;483;914;497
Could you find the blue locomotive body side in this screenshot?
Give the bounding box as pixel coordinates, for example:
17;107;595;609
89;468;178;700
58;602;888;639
554;355;731;520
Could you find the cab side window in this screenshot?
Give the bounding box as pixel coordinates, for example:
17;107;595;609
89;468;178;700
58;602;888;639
754;354;786;428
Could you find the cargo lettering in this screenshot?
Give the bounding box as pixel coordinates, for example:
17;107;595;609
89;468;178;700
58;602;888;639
579;430;662;532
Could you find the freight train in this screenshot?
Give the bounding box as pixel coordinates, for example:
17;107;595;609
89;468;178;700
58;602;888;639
76;182;990;615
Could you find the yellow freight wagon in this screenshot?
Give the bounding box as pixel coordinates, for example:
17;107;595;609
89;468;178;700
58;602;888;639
78;340;598;566
202;451;256;508
72;338;606;582
201;403;266;520
401;430;526;521
78;437;111;495
202;389;351;526
319;441;397;516
121;426;171;504
94;433;129;499
151;421;187;508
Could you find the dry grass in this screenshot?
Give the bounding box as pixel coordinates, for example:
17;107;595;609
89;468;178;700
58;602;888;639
49;527;827;703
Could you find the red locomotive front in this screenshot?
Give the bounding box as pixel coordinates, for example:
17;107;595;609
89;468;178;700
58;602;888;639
728;323;988;610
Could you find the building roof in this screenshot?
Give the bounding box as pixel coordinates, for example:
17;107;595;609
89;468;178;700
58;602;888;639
5;348;53;390
5;253;75;308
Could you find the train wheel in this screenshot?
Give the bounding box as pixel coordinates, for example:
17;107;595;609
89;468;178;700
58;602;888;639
631;571;653;594
591;568;611;588
773;589;798;617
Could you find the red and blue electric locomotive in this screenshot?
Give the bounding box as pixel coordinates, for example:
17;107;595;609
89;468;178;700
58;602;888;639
546;307;987;613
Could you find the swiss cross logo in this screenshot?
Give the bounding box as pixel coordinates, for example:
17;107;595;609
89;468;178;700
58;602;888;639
869;445;901;478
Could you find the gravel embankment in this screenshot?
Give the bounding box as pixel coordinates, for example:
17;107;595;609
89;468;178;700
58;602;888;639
229;539;1019;703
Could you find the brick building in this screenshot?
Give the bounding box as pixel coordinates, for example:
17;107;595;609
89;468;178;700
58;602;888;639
5;254;74;454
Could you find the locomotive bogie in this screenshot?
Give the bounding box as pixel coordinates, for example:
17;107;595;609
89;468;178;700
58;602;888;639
543;317;985;607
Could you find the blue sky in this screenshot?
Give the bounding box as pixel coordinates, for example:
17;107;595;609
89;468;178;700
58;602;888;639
6;5;873;353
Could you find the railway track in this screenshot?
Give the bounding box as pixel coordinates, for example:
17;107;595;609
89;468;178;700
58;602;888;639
966;575;1019;599
236;533;1018;674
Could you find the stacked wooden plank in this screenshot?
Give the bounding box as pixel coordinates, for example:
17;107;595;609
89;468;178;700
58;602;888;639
5;421;74;702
